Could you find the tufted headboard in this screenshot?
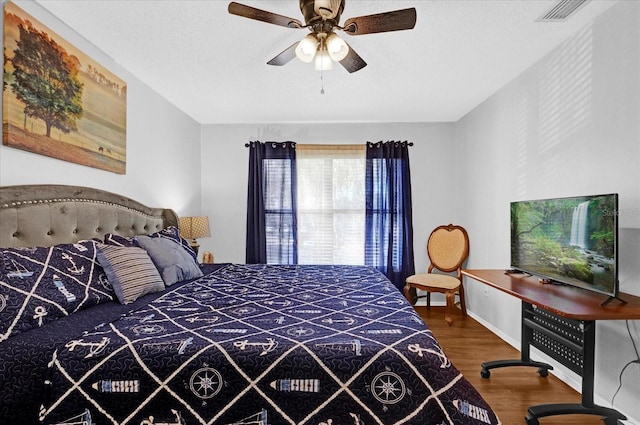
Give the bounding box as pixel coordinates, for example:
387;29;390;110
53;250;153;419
0;185;179;248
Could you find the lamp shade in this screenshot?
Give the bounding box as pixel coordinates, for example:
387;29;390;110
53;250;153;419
326;33;349;62
314;49;333;71
295;34;318;63
179;216;211;240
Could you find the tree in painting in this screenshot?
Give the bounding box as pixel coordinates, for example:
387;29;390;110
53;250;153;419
3;48;8;91
10;22;83;138
587;196;616;258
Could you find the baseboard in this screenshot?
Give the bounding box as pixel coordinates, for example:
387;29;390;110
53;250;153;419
466;310;639;425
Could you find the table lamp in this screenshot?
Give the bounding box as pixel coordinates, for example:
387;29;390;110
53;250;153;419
178;216;210;256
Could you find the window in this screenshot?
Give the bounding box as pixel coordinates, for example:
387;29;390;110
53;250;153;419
246;140;414;290
296;145;366;265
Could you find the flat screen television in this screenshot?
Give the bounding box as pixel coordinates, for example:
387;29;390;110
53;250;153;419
510;193;619;300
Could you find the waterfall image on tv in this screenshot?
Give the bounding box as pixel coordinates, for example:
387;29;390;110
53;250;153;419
510;193;618;297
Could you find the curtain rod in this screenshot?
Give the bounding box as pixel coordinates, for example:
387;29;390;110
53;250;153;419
244;141;414;147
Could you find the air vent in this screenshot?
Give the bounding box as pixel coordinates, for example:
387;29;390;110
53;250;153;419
537;0;590;22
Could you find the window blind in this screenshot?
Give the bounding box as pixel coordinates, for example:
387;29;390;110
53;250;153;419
296;144;366;265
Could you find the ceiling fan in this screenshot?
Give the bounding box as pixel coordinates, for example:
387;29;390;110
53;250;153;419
228;0;417;73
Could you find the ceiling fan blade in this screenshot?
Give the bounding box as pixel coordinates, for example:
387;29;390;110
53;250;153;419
342;8;416;35
339;42;367;73
228;2;304;29
267;43;298;66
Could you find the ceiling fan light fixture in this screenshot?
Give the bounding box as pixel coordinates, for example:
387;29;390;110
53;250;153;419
228;1;416;73
295;34;318;63
314;0;341;20
314;49;333;71
326;33;349;62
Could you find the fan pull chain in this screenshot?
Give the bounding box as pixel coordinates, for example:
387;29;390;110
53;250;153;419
320;70;325;94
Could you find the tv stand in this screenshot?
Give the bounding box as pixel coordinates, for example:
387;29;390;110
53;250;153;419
462;269;640;425
504;269;529;276
601;294;627;306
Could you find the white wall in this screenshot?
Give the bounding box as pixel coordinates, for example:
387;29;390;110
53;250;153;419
455;1;640;422
3;0;639;422
199;122;456;271
0;1;202;216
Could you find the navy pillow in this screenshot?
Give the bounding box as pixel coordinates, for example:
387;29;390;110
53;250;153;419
0;240;115;341
103;233;136;247
103;226;196;260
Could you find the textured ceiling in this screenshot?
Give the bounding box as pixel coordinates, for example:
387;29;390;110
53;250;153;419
33;0;617;124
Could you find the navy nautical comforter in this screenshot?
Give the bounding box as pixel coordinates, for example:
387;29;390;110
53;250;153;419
39;264;500;425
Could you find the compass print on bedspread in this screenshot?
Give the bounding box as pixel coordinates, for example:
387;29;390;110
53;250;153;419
39;264;500;425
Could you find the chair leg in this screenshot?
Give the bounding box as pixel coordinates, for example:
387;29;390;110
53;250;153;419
458;282;467;317
426;291;431;309
403;283;413;305
445;290;455;325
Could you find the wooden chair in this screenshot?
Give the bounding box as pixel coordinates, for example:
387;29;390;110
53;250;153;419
404;224;469;325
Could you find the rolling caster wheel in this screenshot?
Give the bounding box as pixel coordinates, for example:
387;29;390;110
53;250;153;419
480;368;491;379
538;368;549;377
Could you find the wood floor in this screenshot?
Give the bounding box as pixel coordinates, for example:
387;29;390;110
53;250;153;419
415;306;606;425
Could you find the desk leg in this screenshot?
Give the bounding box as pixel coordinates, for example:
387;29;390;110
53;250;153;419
525;320;627;425
480;301;553;378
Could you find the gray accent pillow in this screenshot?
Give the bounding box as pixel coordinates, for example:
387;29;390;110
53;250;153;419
135;235;203;286
96;244;165;305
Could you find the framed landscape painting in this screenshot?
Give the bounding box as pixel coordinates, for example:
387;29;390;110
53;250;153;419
3;1;127;174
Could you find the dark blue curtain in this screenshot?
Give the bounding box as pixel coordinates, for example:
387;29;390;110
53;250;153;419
365;141;415;290
246;141;297;264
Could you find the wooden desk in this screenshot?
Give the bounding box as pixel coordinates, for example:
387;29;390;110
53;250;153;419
462;269;640;425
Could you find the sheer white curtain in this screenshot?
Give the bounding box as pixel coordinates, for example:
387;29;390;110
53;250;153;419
296;144;366;265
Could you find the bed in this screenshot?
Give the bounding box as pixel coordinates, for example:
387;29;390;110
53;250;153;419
0;184;500;425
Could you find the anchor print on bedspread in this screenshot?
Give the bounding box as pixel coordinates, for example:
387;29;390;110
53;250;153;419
0;240;114;341
40;264;500;425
